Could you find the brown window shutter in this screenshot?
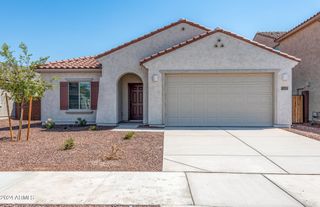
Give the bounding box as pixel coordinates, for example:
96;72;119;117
91;81;99;110
60;82;68;110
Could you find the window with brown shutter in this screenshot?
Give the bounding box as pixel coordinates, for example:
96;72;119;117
60;82;68;110
68;82;91;110
61;81;98;111
91;82;99;110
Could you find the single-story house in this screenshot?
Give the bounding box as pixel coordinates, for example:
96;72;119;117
37;19;300;127
254;12;320;121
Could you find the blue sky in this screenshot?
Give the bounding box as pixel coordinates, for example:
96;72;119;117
1;0;319;61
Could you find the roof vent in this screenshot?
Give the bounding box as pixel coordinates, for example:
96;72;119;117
214;37;224;48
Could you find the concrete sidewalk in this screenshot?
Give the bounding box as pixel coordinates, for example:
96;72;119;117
1;171;320;206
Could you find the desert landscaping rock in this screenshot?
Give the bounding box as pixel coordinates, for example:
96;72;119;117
285;126;320;142
0;120;163;171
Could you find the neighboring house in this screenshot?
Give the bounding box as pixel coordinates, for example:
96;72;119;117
0;91;14;120
15;99;41;120
254;12;320;120
253;32;286;48
37;19;299;127
0;93;40;121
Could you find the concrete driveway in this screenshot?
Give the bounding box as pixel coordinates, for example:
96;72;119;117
162;127;320;206
163;127;320;174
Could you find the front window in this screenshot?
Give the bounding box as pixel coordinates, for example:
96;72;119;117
68;82;91;110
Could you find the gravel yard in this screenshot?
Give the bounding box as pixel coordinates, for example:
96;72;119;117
285;123;320;141
0;120;163;171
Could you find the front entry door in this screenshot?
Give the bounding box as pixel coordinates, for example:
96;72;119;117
129;83;143;120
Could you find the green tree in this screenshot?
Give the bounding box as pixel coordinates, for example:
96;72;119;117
0;42;52;140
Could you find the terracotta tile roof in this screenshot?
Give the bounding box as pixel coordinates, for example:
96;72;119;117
140;27;300;64
37;56;102;70
276;11;320;42
255;32;286;39
95;19;211;59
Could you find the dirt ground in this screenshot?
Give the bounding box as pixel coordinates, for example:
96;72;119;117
0;120;163;171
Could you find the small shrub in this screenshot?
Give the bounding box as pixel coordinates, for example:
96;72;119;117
45;118;55;129
123;131;135;140
75;118;87;127
101;145;123;161
62;138;74;150
89;125;97;131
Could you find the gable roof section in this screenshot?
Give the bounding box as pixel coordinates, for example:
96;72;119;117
255;32;286;40
276;11;320;42
140;28;300;65
38;19;211;70
38;56;102;70
95;19;211;59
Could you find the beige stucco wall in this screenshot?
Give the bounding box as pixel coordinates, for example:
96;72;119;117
40;71;101;124
0;91;14;119
143;32;299;127
96;23;207;125
278;21;320;119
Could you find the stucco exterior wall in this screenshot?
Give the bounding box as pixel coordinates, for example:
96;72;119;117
40;71;101;124
96;23;207;125
253;34;278;48
278;21;320;119
143;32;298;127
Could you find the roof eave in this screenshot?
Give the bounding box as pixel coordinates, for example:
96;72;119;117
276;12;320;42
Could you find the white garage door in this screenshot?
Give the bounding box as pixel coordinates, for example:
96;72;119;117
165;73;273;126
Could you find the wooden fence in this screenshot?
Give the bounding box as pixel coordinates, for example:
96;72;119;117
292;95;303;123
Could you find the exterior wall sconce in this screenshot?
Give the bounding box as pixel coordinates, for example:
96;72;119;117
152;74;159;82
281;73;288;81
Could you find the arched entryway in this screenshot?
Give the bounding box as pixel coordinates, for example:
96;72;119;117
117;73;143;122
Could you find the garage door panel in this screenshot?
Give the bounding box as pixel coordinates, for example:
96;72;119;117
166;96;178;116
165;73;273;127
178;95;193;115
193;86;206;94
193;97;206;114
